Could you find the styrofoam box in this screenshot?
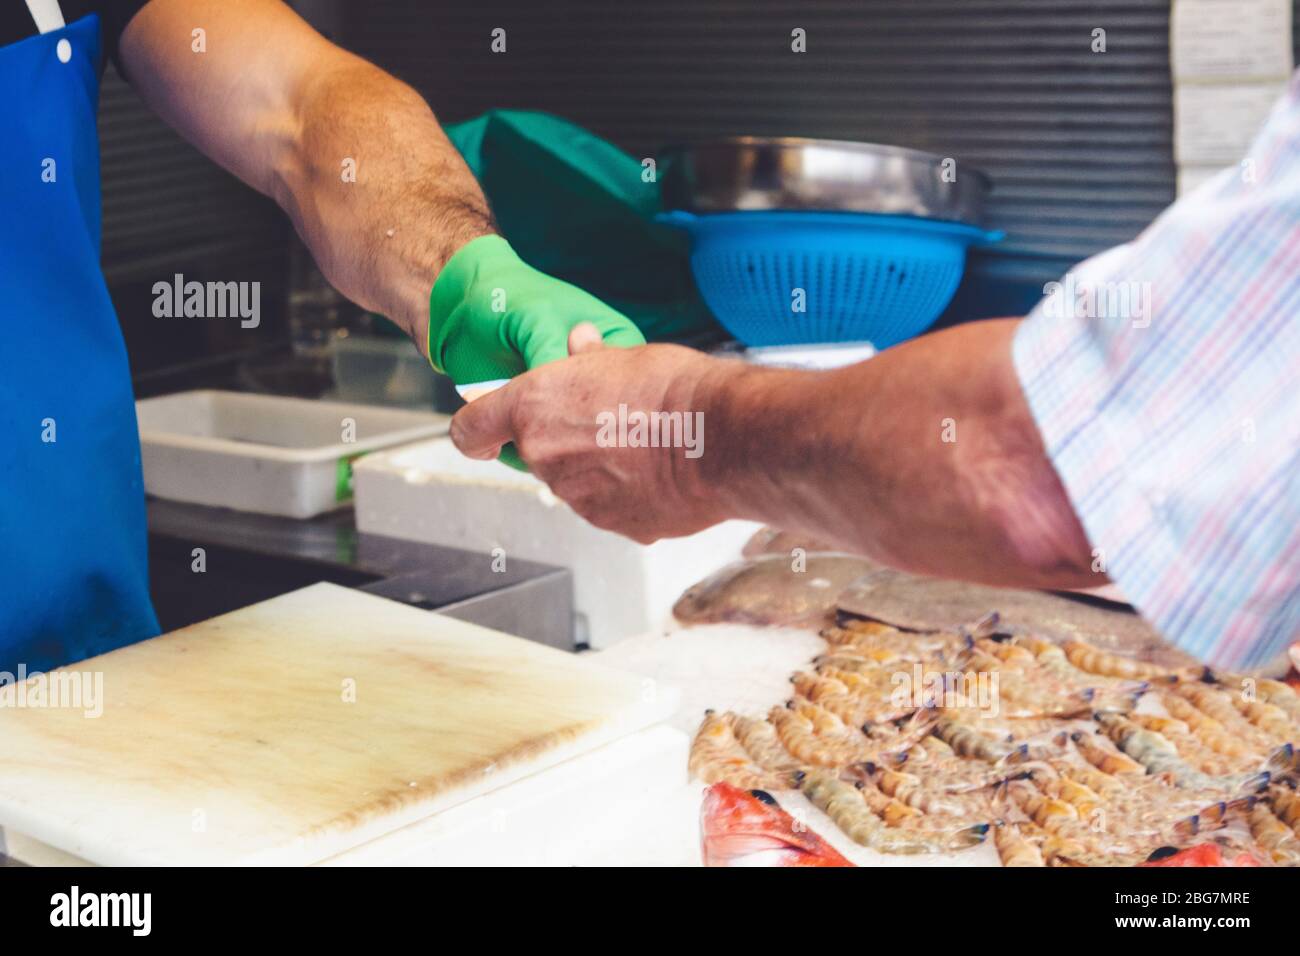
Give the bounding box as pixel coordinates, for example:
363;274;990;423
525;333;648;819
353;437;760;648
137;390;449;519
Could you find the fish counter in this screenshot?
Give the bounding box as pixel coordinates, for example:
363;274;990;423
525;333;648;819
597;536;1300;868
595;620;1005;866
144;403;1300;868
2;527;1298;867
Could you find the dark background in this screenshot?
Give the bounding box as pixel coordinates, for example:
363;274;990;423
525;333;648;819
100;0;1300;380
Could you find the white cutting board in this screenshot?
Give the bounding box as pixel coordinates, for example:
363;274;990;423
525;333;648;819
0;584;676;866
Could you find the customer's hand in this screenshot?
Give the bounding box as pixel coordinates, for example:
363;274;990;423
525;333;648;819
450;330;734;543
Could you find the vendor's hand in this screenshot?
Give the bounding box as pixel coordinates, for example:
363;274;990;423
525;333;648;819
427;235;645;386
449;333;735;544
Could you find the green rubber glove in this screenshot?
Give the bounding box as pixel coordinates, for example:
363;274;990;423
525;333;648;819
429;234;645;382
428;235;646;470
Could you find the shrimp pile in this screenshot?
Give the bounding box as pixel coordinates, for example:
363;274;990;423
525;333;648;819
688;616;1300;866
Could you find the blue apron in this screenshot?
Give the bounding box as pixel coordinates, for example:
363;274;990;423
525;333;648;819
0;14;158;672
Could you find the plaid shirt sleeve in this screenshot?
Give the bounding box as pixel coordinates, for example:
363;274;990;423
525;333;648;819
1012;71;1300;671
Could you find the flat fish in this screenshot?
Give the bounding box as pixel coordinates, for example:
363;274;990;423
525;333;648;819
835;568;1197;668
673;553;878;628
741;526;849;559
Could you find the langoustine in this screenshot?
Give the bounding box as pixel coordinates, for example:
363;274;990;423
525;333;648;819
1095;712;1272;792
1061;638;1188;683
1247;803;1300;865
682;573;1300;865
859;762;1002;817
1170;683;1281;754
688;710;798;790
799;769;989;854
934;714;1021;763
731;713;803;779
769;703;872;767
993;821;1046;867
1159;691;1257;759
1127;714;1254;777
1001;780;1146;865
1269;785;1300;830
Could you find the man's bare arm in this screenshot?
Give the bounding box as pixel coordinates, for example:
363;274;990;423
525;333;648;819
451;319;1100;591
700;319;1098;589
120;0;493;354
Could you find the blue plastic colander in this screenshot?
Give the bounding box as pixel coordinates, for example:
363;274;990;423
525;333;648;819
659;210;1001;348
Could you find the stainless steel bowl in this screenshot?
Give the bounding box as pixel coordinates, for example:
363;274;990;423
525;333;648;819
659;137;991;226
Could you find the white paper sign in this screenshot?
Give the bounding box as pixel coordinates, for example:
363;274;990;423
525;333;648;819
1174;81;1287;164
1171;0;1293;80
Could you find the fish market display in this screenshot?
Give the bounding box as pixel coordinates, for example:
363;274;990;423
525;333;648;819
673;553;878;628
689;612;1299;867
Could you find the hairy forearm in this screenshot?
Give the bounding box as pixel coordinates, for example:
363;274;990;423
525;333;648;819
697;319;1100;589
277;60;494;353
121;0;493;355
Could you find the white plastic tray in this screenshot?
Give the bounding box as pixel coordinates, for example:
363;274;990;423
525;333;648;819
353;437;760;648
136;390;449;518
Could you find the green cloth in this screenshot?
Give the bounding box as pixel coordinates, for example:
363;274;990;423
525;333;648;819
444;110;716;343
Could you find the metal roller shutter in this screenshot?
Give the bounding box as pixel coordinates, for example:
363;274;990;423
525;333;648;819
98;73;289;286
344;0;1299;294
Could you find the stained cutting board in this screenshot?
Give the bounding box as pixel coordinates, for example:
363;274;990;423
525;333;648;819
0;584;676;866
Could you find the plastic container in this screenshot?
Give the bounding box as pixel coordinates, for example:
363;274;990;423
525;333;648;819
329;333;460;412
136;390;449;518
659;210;1000;347
353;437;761;648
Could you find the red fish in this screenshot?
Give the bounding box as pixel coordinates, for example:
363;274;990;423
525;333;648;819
1139;843;1264;867
700;782;854;867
